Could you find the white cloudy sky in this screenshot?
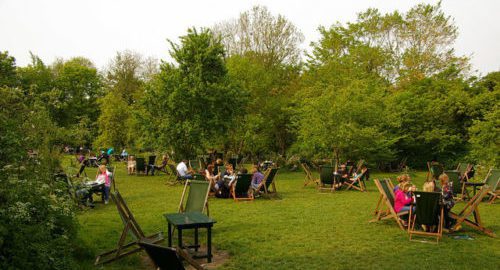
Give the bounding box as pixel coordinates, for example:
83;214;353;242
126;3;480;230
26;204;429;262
1;0;499;75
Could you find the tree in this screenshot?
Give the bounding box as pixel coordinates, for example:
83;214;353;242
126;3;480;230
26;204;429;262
105;50;145;105
0;51;17;87
141;28;245;158
94;90;130;149
213;5;304;66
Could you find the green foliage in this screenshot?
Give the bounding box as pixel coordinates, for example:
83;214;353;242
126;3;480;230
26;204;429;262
0;51;18;87
94;90;131;149
0;87;79;269
142;28;245;158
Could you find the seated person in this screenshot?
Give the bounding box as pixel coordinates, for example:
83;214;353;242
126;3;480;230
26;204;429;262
150;155;169;175
213;158;224;175
250;165;264;195
394;174;410;192
176;159;193;180
86;165;112;204
394;182;416;224
120;149;128;160
127;155;136;175
205;164;219;191
350;165;368;182
214;164;236;198
439;173;455;229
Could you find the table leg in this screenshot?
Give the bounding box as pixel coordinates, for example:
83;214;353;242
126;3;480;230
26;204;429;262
194;228;199;252
168;223;172;247
207;226;212;263
178;228;183;249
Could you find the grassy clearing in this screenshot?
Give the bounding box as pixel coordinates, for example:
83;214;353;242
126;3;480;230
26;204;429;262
74;162;499;270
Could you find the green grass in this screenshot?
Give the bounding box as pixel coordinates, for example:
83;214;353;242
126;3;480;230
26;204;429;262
74;163;499;270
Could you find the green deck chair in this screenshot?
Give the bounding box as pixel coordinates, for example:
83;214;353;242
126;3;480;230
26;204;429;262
136;157;146;175
444;170;463;201
318;165;335;192
189;159;200;172
456;163;469;176
257;168;279;197
231;173;254;201
95;191;164;265
449;185;496;237
138;240;205;270
178;180;210;216
370;179;409;230
167;164;183;184
408;191;444;243
426;162;443;182
464;168;500;201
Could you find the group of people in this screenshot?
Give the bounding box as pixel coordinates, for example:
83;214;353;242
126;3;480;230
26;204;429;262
175;158;266;198
393;173;455;229
75;165;113;207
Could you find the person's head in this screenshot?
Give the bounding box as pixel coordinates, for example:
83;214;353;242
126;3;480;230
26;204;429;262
182;159;188;164
99;165;107;174
216;158;222;165
226;163;233;172
240;168;248;174
401;182;413;193
251;165;259;174
162;155;168;161
207;164;214;174
439;173;449;187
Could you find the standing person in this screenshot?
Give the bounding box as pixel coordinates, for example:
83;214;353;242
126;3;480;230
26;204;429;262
250;165;264;195
439;173;455;229
176;159;193;180
76;152;88;177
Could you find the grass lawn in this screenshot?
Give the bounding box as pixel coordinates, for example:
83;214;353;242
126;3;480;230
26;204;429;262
74;162;499;270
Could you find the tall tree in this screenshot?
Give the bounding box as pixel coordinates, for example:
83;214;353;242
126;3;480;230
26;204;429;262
0;51;18;87
141;28;245;158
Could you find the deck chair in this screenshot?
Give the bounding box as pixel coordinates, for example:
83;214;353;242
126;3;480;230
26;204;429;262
189;159;200;172
449;185;496;237
167;164;183;184
426;162;443;182
178;180;210;216
95;191;164;265
456;163;469;176
136;157;146;175
408;192;444;243
343;168;368;192
301;163;319;187
146;156;157;175
444;170;464;201
138;240;205;270
230;173;254;201
318;165;335;192
370;179;409;230
257;168;279;197
464;168;500;201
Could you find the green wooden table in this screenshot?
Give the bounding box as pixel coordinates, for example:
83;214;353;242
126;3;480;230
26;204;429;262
164;212;216;262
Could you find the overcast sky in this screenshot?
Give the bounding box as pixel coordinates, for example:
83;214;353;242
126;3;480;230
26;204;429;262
1;0;499;75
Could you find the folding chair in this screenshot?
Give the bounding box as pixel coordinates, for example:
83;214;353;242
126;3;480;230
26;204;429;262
408;192;444;243
449;185;496;237
301;163;319;187
138;240;205;270
370;179;409;230
178;180;210;216
463;168;500;201
167;164;183;184
443;170;464;201
256;168;279;197
456;163;469;176
343;168;368;192
230;173;254;201
136;157;146;175
189;159;200;172
95;191;164;265
318;165;335;192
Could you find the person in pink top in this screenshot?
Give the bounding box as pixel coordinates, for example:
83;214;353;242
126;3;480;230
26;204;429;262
394;182;415;213
95;165;112;204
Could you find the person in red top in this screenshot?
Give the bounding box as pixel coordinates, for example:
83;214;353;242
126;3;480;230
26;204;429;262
394;182;415;213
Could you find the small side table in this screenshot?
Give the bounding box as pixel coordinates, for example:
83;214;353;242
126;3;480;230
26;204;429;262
164;212;216;263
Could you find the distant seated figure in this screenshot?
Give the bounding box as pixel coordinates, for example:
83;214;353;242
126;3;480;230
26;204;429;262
250;165;264;192
214;163;235;198
127;155;136;175
205;164;219;191
150;155;169;175
120;149;128;160
177;159;193;180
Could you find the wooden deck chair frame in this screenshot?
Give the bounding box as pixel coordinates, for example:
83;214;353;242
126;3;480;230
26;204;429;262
484;169;500;204
95;191;164;265
167;164;183;184
370;179;409;230
449;185;495;237
230;173;254;202
408;191;444;243
301;163;319;187
343;169;367;192
257;168;279;197
178;179;210;216
138;240;205;270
